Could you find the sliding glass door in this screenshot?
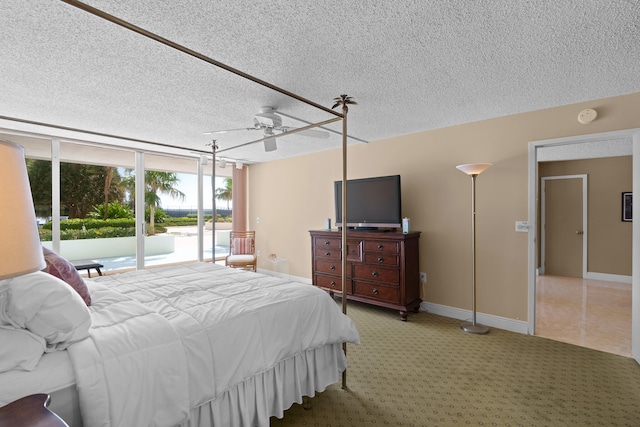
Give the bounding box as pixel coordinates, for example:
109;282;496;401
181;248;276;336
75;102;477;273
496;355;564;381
8;131;228;273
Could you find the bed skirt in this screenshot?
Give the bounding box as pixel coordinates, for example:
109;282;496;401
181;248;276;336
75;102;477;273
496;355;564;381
181;342;347;427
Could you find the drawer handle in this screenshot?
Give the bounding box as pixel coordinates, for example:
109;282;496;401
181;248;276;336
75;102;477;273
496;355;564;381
330;281;336;287
325;252;330;256
324;240;330;245
330;265;336;270
377;257;384;263
377;244;383;250
372;271;378;277
372;288;379;295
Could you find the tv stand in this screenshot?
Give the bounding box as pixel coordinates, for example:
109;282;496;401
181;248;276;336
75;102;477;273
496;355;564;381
310;229;421;321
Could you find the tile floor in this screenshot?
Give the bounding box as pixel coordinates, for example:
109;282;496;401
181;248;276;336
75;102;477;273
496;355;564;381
535;275;632;357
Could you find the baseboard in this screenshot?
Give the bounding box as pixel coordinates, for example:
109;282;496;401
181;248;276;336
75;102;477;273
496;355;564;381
585;272;632;284
419;301;530;335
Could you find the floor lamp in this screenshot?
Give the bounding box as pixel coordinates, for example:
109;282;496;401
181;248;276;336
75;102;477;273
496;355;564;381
456;163;492;334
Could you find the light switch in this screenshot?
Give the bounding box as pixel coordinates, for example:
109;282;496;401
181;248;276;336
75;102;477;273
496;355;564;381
515;221;529;232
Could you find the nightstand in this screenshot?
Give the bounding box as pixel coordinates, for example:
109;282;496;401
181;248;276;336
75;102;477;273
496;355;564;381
0;394;69;426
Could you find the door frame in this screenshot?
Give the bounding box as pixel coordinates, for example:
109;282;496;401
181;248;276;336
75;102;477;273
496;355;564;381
540;174;588;277
528;128;640;363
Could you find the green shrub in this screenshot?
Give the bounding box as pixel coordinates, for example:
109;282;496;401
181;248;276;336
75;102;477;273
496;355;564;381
39;224;166;241
42;218;136;231
87;202;133;220
145;207;167;224
39;226;136;241
39;228;53;241
163;217;198;226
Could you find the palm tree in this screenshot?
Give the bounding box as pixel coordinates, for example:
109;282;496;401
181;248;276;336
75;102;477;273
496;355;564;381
215;178;232;212
122;171;186;235
331;94;357;113
144;171;185;235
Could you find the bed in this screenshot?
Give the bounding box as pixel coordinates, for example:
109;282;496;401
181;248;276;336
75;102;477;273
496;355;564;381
0;262;360;426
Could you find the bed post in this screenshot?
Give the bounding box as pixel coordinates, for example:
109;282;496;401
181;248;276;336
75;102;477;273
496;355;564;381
210;141;218;263
332;95;356;390
341;104;348;389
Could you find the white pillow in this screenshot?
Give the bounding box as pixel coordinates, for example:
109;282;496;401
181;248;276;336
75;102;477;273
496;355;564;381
0;271;91;351
0;326;46;372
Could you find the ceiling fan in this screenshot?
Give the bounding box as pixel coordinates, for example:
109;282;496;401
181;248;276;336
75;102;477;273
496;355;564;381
204;107;329;152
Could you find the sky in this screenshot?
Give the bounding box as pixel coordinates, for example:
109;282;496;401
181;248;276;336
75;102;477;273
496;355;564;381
158;174;230;211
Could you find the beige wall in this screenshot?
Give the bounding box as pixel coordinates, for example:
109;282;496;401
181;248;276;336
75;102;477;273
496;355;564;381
539;157;632;276
248;92;640;322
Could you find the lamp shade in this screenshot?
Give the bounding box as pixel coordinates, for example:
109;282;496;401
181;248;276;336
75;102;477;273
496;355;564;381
456;163;492;176
0;139;46;279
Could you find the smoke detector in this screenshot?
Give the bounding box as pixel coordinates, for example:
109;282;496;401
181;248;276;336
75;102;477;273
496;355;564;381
577;108;598;124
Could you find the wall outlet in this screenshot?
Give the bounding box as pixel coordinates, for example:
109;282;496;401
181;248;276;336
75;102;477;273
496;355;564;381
419;272;426;283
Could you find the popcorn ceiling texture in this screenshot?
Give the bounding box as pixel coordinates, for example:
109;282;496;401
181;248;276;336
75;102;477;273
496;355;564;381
1;0;639;162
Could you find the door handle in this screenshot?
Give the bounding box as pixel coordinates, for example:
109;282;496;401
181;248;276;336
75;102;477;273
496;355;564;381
576;231;584;235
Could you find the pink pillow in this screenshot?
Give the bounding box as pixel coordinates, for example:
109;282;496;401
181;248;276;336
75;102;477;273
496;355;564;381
231;237;253;255
41;247;91;306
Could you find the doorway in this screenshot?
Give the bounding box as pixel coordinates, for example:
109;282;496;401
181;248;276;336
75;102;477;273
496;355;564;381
527;129;640;363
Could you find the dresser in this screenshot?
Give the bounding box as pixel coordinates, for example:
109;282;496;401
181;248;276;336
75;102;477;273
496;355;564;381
310;230;421;320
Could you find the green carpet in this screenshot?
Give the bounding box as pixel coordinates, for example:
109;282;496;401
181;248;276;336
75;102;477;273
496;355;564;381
271;300;640;426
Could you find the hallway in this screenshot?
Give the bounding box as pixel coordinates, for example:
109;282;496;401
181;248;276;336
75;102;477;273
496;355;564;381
535;275;632;357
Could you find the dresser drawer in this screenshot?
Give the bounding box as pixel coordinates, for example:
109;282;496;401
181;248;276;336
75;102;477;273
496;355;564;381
353;264;399;284
314;247;341;260
363;240;400;254
315;274;343;292
315;259;342;275
314;236;341;251
314;244;361;261
353;281;399;303
363;253;399;267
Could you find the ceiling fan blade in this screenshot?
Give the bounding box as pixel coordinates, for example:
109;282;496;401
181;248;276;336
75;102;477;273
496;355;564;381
280;127;330;139
203;127;257;135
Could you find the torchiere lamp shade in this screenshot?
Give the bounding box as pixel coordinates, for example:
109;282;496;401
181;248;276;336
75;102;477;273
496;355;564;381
0;139;46;279
456;163;492;176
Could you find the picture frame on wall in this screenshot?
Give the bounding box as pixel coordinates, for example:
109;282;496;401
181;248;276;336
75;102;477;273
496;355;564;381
622;192;632;222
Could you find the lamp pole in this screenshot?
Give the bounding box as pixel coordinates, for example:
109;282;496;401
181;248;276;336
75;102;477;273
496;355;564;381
456;163;492;334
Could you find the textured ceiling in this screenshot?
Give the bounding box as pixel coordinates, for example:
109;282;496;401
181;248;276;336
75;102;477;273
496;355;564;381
1;0;639;164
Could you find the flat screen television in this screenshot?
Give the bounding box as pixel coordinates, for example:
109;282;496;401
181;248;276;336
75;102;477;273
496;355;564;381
334;175;402;230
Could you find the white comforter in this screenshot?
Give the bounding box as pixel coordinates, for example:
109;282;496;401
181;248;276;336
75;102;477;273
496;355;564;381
68;263;360;427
